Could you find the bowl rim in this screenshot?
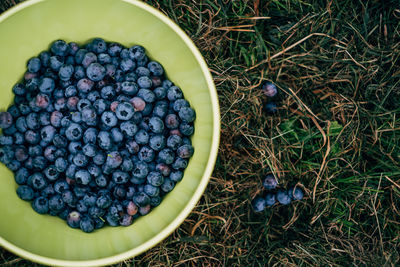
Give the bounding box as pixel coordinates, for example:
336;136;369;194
0;0;220;266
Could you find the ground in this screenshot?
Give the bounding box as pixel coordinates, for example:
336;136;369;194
1;0;400;266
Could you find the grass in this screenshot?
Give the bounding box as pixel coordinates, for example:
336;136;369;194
1;0;400;266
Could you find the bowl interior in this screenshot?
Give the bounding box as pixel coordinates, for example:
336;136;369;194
0;0;218;265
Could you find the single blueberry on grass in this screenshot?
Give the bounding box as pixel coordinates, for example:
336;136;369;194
276;190;291;205
252;197;266;212
265;102;277;114
265;193;276;206
263;174;278;190
262;82;278;97
289;186;304;200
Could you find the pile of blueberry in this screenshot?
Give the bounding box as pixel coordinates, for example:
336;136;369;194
252;174;304;212
0;38;196;233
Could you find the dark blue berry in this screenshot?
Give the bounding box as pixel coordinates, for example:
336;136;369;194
252;197;266;212
17;185;34;200
32;196;49;214
276;190;291;205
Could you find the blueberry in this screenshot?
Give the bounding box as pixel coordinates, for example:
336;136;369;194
38;112;50;126
119;214;133;226
15;117;28;133
87;63;106;82
116;102;135;121
101;111;118;127
105;64;117;77
14;132;24;145
89;38;107;54
75;49;88;64
262;82;278;97
50;111;63;127
132;161;149;179
44;145;57;161
98;131;112;150
180;122;194;136
136;66;150;77
93;152;106;165
177;144;194;159
172;157;188;170
162;79;173;88
44;165;59;181
170;171;183;182
264;102;277;114
72;153;88;167
108;42;122;56
139;205;151;216
83;192;97;207
167;86;183;101
98;53;111;65
137;76;152;89
150;196;162;207
149;117;164;134
130;97;146;112
66;123;83;141
111;128;123;143
133;192;150;207
3;125;17;135
71;111;82;123
67;211;81;228
252;197;266;212
167;135;182;150
105;151;122;169
96;194;112;209
276;190;291;205
173;99;189;113
110;101;119;112
82;52;97;68
178;107;196;123
80;216;95;233
81;106;97;125
153;87;167;100
14;168;29;184
28;173;47;190
0;135;13;145
83;128;97;144
39;125;55;143
148;61;164;76
65;164;77;179
120;121;138;137
265;193;276;206
81;144;96;157
54;157;67;172
27;57;41;73
289;186;304;200
126;201;139;216
73;186;89;198
129;45;146;61
153;103;168;118
25;130;40;144
93;99;108;115
55;148;67;158
53;134;67;148
136;146;154;163
65;96;78;111
18;103;31;115
0;112;13;129
111;171;129;184
114;69;125;82
161;178;175;193
49;194;65;212
25;77;39;91
158;148;175;164
7;160;21;171
49;56;64;71
76;200;88;213
12;83;26;96
120;58;135;72
88;164;101;177
16;185;34;201
51;40;69;56
121;81;138;96
263;174;278;190
77;78;94;93
149;135;166;151
59;64;74;81
75;169;91;185
95;175;108;187
32;196;49;214
39;51;51;67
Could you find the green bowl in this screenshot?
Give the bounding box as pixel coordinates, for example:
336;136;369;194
0;0;220;266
